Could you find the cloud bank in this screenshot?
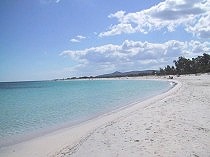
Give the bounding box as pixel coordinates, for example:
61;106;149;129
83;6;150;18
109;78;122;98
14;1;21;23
60;40;210;75
99;0;210;38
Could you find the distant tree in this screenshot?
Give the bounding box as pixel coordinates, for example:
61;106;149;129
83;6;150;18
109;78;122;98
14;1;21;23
191;58;197;74
159;68;165;75
164;65;172;75
174;57;192;74
171;66;176;75
159;53;210;76
200;53;210;72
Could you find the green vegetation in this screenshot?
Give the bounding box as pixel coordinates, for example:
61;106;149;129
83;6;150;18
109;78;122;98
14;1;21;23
159;53;210;75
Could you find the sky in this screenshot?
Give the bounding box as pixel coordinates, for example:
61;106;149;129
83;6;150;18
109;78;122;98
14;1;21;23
0;0;210;82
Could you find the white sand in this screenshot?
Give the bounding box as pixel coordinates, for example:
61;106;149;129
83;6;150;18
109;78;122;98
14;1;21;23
0;74;210;157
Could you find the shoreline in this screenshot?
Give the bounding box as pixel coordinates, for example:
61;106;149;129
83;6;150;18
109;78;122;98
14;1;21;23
0;77;180;157
62;74;210;157
0;78;173;149
1;74;210;157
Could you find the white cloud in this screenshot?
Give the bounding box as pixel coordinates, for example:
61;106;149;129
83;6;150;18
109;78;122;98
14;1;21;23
186;10;210;38
70;35;87;43
70;38;80;43
60;40;210;75
77;35;86;39
99;0;210;38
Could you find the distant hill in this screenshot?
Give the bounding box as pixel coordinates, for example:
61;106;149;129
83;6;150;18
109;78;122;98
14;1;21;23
53;70;158;81
96;70;157;78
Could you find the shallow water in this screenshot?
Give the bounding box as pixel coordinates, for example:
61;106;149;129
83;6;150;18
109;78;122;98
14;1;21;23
0;79;172;147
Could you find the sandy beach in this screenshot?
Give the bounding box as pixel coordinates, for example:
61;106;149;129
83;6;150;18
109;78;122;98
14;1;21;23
0;74;210;157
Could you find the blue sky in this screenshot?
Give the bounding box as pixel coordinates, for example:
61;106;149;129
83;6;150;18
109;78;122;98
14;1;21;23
0;0;209;81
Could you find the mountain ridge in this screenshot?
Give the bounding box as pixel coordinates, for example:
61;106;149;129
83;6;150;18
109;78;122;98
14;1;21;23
96;70;157;78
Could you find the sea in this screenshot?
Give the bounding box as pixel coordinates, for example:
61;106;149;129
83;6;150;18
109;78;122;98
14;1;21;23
0;79;173;147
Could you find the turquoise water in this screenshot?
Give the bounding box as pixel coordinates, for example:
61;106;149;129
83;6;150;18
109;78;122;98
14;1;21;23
0;79;172;147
